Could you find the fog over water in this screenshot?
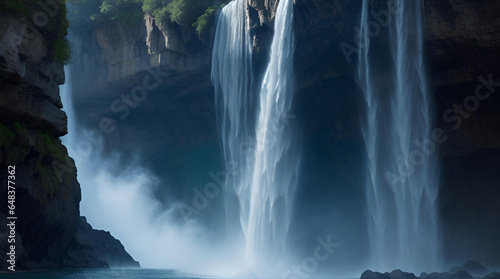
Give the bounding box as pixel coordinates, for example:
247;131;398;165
61;69;244;276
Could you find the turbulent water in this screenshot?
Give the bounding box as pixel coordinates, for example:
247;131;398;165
358;0;439;272
212;0;299;272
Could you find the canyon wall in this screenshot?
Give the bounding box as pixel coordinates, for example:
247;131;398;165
0;4;139;269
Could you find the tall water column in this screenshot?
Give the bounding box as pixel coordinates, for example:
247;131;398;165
212;0;299;272
358;0;439;272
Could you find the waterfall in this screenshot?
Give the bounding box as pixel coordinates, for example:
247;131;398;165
359;0;439;272
246;0;297;268
211;0;254;245
212;0;299;272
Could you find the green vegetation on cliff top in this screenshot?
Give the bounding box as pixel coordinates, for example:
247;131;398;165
193;3;224;36
68;0;230;36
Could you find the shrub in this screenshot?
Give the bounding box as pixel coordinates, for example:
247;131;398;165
152;6;169;27
115;8;144;27
166;0;202;26
99;0;143;20
193;4;223;36
0;0;31;16
38;164;59;198
0;122;16;149
142;0;168;14
39;131;64;161
53;37;72;65
67;0;103;29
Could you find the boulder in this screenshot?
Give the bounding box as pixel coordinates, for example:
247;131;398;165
450;260;489;276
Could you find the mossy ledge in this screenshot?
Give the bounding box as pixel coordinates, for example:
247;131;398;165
0;121;78;205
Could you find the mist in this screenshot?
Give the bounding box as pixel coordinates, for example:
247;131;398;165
60;69;248;276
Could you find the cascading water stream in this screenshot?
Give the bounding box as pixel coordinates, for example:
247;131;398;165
212;0;299;272
211;0;254;246
246;0;297;269
359;0;439;272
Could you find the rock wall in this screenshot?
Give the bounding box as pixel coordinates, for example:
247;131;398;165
0;6;138;269
0;12;67;137
70;13;211;101
424;0;500;266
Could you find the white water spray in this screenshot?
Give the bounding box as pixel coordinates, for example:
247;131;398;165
60;67;241;276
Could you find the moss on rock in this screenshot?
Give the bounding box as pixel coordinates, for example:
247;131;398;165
0;121;78;204
0;122;16;149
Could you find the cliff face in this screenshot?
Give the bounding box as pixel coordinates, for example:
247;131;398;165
0;12;67;137
68;0;500;268
0;7;138;269
424;0;500;265
71;14;211;100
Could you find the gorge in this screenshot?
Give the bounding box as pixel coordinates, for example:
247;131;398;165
1;0;499;277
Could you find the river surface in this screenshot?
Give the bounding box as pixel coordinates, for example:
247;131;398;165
1;268;208;279
1;268;358;279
